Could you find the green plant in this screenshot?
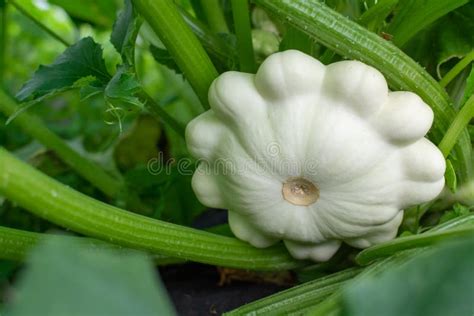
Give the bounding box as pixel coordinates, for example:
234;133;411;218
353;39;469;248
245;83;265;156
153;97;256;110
0;0;473;314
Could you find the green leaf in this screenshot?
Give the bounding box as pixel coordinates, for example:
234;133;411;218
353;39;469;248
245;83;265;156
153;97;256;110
453;203;471;215
79;81;104;100
16;37;111;102
149;45;181;74
105;66;143;109
110;0;142;65
5;237;176;316
445;159;457;193
342;238;474;316
387;0;469;47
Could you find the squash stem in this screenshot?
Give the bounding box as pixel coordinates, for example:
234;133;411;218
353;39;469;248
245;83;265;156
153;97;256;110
439;50;474;88
231;0;257;73
0;148;303;270
0;225;183;265
438;94;474;158
132;0;218;110
200;0;229;34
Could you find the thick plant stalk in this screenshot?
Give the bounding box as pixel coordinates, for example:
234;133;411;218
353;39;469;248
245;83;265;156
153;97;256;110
132;0;218;109
0;89;123;198
179;7;237;69
200;0;229;34
355;227;474;265
255;0;473;182
0;225;39;261
0;148;303;270
438;94;474;157
231;0;256;73
0;225;182;265
355;213;474;265
439;50;474;88
224;268;361;315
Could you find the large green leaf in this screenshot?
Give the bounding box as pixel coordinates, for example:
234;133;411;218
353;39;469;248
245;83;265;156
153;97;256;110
5;237;176;316
342;238;474;316
16;37;111;102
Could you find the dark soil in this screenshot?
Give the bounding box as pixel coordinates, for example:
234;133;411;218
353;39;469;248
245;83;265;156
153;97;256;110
160;263;289;316
160;210;290;316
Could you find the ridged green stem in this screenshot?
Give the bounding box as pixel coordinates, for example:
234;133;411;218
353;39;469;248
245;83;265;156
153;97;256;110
139;90;186;138
179;7;237;69
0;226;39;261
224;268;361;315
231;0;256;73
438;94;474;157
355;213;474;265
0;225;182;265
132;0;218;109
200;0;229;34
439;50;474;88
0;148;303;270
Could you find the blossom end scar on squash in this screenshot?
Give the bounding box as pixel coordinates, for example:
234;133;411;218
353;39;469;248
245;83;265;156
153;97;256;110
282;177;319;206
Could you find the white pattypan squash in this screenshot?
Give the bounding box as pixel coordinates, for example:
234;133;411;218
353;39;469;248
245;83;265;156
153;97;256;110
186;50;446;262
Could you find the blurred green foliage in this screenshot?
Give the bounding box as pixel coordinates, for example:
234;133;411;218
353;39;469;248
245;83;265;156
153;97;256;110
342;238;474;316
5;237;176;316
